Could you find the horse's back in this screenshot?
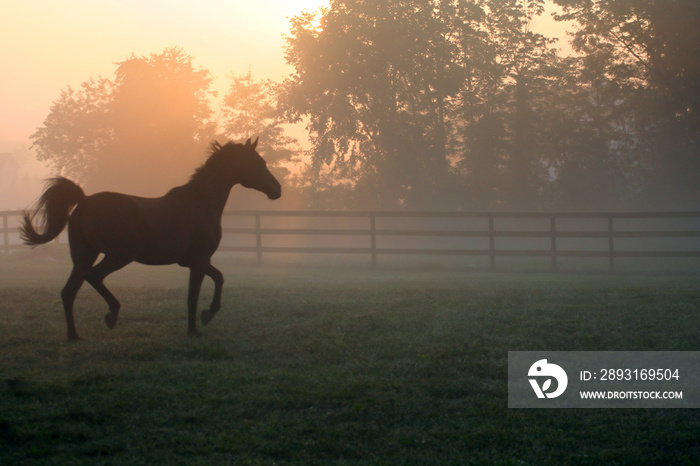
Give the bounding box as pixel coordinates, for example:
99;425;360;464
68;188;218;266
134;194;205;265
69;192;148;257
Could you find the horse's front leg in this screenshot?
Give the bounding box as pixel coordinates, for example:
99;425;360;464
187;267;206;337
201;264;224;326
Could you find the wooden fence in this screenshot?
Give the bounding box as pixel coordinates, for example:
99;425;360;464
3;210;700;271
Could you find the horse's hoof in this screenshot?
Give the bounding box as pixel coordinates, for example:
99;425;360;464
104;312;118;330
201;310;213;326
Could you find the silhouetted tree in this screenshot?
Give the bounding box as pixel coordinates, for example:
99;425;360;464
282;0;462;209
30;77;112;183
280;0;700;211
449;0;559;210
221;70;301;181
283;0;564;210
31;47;216;195
544;53;641;210
554;0;700;207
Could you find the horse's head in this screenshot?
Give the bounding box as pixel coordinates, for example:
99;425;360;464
200;138;281;200
236;137;282;200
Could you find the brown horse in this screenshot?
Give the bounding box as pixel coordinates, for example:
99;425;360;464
20;138;281;340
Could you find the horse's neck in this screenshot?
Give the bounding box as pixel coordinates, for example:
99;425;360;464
209;185;233;218
178;180;234;221
201;183;233;220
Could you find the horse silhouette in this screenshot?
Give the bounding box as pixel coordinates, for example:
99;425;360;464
20;138;281;340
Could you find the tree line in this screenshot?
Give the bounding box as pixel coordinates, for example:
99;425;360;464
31;0;700;211
30;48;297;201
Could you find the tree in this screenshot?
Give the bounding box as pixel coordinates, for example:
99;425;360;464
450;0;560;210
543;51;645;210
553;0;700;207
30;77;112;184
31;47;216;196
281;0;463;209
282;0;565;210
282;0;698;210
221;70;301;182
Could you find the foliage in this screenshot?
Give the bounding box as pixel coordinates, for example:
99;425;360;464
281;0;700;210
28;2;700;210
31;47;216;196
280;0;574;210
553;0;700;208
449;0;560;210
30;77;113;183
221;70;302;181
282;0;463;209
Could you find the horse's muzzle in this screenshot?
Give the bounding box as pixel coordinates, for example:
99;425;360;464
267;183;282;200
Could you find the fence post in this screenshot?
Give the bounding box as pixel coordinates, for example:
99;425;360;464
550;216;557;270
488;214;495;271
608;215;615;273
255;213;263;265
2;213;8;255
370;212;377;267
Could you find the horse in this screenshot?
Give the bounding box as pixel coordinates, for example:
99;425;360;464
20;137;281;340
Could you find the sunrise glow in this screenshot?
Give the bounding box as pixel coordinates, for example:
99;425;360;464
0;0;328;142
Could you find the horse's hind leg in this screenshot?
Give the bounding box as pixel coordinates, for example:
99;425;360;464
86;255;132;330
62;248;98;340
201;264;224;326
62;266;90;340
187;267;206;336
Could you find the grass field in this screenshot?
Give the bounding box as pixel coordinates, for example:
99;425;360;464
0;257;699;464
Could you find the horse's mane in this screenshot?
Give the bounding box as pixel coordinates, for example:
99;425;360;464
189;141;241;184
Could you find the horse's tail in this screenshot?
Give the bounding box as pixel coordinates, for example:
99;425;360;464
20;177;86;246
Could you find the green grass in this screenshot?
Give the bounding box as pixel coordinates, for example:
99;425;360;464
0;258;699;464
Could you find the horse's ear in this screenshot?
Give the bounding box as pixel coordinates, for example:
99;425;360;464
252;136;259;150
245;138;252;146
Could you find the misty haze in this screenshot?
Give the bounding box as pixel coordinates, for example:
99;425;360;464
1;1;699;464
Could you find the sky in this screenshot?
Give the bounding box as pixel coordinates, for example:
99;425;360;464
0;0;569;145
0;0;329;143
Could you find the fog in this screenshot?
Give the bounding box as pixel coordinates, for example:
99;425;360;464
0;144;48;210
3;7;700;466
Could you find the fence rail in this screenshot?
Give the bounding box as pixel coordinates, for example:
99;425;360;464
2;210;23;255
3;209;700;271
